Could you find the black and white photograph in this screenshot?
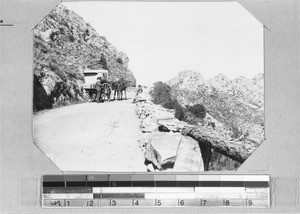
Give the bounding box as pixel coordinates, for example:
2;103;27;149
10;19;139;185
33;1;264;172
3;0;300;212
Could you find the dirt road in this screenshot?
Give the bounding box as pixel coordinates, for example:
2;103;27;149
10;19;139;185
34;92;146;172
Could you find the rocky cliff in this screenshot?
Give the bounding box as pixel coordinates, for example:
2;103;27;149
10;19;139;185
33;3;136;111
135;94;204;172
168;71;264;143
167;70;205;91
134;90;258;172
164;71;264;171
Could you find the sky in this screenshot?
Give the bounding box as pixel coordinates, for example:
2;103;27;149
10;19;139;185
64;1;263;86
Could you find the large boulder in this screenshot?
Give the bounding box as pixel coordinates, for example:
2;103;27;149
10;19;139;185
173;136;204;172
136;102;176;133
135;93;153;103
181;126;258;163
158;118;191;132
142;117;158;133
139;132;183;170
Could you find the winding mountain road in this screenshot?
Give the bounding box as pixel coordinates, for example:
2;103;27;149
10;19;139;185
34;92;146;172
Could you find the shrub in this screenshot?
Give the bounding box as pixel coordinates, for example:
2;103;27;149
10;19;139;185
150;81;186;121
150;81;172;105
76;73;85;82
68;72;84;81
49;59;58;70
55;69;67;81
68;34;75;43
59;27;65;34
230;123;244;139
162;98;177;109
49;31;58;42
100;55;108;70
175;104;185;121
183;111;196;124
187;104;206;119
117;58;123;65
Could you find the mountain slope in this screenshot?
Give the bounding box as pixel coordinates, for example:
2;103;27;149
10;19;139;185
168;71;264;143
167;70;205;91
33;3;136;111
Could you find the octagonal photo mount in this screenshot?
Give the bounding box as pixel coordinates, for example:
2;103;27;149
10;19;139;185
32;1;265;173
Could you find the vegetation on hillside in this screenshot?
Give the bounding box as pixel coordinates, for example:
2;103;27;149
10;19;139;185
150;81;245;171
33;3;136;111
171;87;264;142
150;82;185;121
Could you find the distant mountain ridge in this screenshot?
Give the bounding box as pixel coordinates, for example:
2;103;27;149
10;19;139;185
167;70;205;91
167;70;264;143
168;71;264;109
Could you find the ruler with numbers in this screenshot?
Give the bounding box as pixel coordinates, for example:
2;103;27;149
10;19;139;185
42;174;270;208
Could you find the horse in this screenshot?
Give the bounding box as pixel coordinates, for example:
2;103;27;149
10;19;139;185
110;81;120;100
108;79;128;101
117;80;127;100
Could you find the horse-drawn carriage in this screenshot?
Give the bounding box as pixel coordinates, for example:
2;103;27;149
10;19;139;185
83;69;127;102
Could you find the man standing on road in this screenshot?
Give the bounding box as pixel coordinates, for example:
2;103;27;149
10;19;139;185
95;77;103;103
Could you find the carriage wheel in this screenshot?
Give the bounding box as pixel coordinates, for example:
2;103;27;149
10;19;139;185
102;83;112;101
89;92;96;102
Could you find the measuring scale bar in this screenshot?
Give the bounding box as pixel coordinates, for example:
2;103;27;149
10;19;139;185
99;187;195;193
42;198;269;208
43;187;269;199
42;174;270;208
42;188;270;208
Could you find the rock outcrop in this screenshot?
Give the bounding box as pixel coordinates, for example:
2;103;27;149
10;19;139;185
173;136;204;172
139;69;265;170
168;71;264;144
136;101;192;133
206;73;230;92
135;92;203;172
136;91;259;166
33;3;136;111
181;126;257;163
167;70;205;91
